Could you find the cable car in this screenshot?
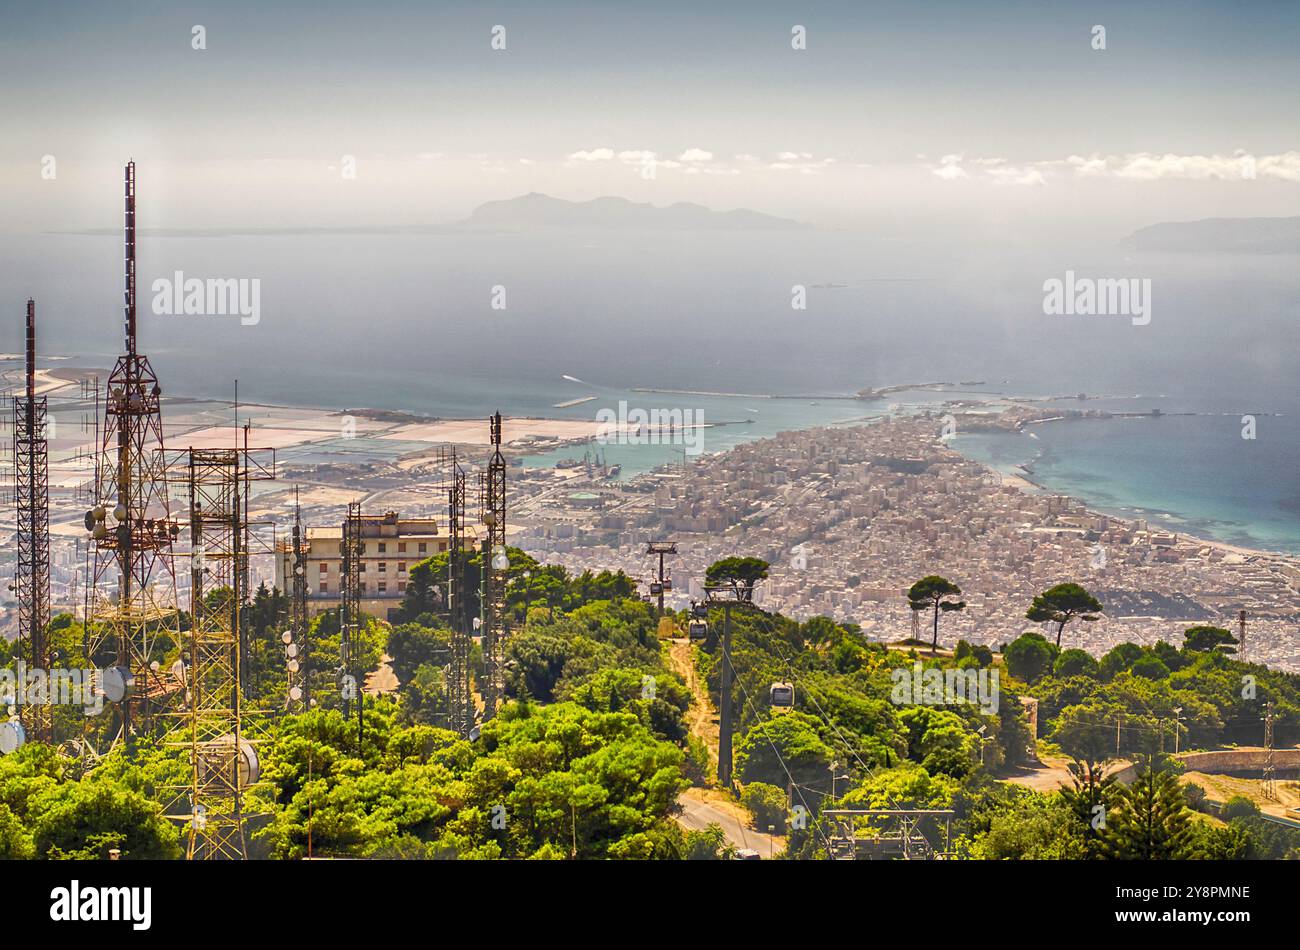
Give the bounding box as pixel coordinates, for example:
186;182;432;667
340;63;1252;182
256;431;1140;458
770;682;795;710
688;621;707;641
691;602;708;619
650;582;663;595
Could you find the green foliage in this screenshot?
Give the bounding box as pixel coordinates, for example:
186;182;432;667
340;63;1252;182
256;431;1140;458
1183;625;1238;655
1054;648;1100;679
741;782;788;833
1004;631;1058;684
905;576;965;652
705;557;770;597
1100;766;1194;860
1025;583;1102;648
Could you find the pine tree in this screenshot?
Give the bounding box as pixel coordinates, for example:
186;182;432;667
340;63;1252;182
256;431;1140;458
1101;766;1193;859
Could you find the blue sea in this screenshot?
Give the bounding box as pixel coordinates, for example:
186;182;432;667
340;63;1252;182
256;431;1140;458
2;227;1297;553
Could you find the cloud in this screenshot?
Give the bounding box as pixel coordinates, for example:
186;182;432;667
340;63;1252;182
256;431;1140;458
931;154;968;180
568;148;615;162
677;148;714;162
926;150;1300;185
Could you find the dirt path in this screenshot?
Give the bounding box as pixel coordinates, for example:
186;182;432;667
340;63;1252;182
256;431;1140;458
668;637;720;770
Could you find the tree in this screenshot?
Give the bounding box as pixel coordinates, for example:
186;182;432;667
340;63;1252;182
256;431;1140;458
705;557;770;602
1026;583;1102;649
906;576;965;653
388;623;449;685
1101;766;1193;860
1183;625;1238;655
741;782;789;833
1054;648;1100;679
1003;631;1057;683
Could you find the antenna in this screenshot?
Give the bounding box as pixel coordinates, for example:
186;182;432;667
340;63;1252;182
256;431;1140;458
14;298;51;743
124;161;136;356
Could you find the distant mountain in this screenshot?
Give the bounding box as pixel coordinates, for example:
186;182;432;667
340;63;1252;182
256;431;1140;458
461;193;807;231
1123;216;1300;254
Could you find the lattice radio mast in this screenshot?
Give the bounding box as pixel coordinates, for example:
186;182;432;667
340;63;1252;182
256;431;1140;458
1262;701;1277;801
84;161;182;747
480;412;508;720
176;438;273;859
286;488;310;710
445;450;474;737
340;501;363;746
13;299;51;743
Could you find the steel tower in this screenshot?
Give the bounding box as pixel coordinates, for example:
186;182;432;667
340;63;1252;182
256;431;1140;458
84;162;182;745
445;452;474;736
340;501;363;746
286;490;310;710
480;412;508;720
13;299;51;742
179;444;271;859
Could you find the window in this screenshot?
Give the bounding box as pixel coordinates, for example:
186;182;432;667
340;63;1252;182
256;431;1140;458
398;562;406;574
378;542;387;553
378;562;387;573
419;542;427;554
398;581;407;592
398;542;407;553
377;581;387;593
319;562;327;573
319;581;328;593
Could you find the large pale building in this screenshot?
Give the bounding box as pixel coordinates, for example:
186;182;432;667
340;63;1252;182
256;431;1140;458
275;510;448;619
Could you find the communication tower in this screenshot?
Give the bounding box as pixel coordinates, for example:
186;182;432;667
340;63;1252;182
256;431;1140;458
13;299;51;742
480;412;508;720
84;161;182;747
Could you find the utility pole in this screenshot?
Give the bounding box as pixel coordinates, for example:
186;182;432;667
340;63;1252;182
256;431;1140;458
1172;706;1183;755
1238;609;1247;658
645;540;676;615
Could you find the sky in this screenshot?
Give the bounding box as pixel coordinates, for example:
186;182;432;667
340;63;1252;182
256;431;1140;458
1;0;1298;234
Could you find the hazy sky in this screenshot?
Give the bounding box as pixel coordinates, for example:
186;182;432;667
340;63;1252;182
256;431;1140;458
2;0;1298;233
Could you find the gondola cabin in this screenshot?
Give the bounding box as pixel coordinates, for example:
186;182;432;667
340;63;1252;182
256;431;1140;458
688;621;708;641
770;682;795;710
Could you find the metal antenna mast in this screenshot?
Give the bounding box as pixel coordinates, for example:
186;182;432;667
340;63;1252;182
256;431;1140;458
176;443;273;859
445;450;474;737
1262;701;1277;801
340;501;363;746
480;411;508;720
286;487;310;710
84;161;182;747
13;299;51;742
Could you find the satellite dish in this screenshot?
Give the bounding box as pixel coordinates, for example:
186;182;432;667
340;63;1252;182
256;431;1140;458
287;659;300;673
280;630;293;644
468;725;481;741
289;686;303;702
472;617;482;630
286;643;299;658
0;721;25;755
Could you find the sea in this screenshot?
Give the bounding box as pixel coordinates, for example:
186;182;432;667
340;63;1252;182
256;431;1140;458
2;226;1297;553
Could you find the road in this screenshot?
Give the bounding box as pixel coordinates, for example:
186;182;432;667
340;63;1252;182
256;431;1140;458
675;787;785;858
